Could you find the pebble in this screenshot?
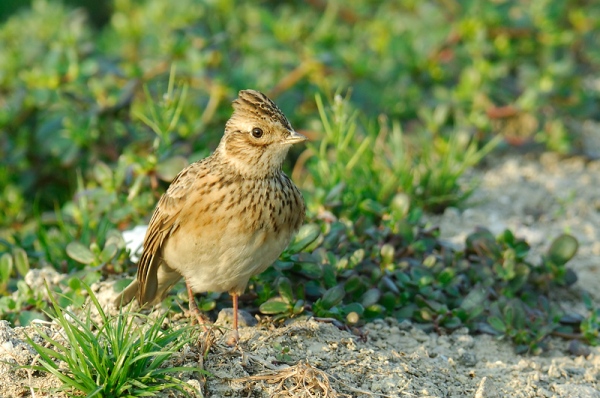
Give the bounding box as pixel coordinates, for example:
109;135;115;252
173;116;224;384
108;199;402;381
215;308;257;327
569;340;592;357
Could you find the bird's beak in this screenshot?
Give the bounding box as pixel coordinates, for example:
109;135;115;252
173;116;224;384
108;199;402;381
285;130;307;144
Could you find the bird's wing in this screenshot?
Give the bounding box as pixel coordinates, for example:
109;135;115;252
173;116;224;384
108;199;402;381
137;160;210;304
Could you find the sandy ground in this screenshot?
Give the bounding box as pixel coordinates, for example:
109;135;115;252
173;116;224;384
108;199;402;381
1;151;600;397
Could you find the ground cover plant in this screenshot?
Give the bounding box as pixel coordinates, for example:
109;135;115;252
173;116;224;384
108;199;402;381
26;283;200;397
1;0;600;395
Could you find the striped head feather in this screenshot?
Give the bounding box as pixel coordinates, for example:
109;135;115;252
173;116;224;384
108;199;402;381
216;90;306;178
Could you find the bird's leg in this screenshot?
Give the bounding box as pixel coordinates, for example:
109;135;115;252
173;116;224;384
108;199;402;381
231;292;240;343
186;280;209;328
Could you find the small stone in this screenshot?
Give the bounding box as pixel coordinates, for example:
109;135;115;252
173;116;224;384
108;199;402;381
186;379;203;397
24;267;62;291
568;340;591;357
458;352;477;367
215;308;257;327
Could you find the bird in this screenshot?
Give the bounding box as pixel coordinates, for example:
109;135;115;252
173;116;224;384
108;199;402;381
114;89;306;342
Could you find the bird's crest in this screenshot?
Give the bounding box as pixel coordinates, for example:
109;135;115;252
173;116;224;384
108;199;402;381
227;90;293;131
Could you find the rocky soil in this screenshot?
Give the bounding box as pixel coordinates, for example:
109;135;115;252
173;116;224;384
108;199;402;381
1;151;600;397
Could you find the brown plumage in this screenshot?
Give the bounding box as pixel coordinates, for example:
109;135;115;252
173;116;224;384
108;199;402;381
114;90;306;340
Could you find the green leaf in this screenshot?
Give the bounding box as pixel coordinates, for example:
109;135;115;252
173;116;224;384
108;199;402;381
380;244;395;265
488;316;506;333
68;277;82;290
104;230;126;249
325;182;345;203
321;285;345;309
419;307;434;322
465;228;498;256
348;249;365;268
198;298;216;312
343;302;365;316
277;277;294;304
292;299;305;315
365;304;386;318
99;243;118;263
297;262;322;279
259;298;290;315
396;221;415;242
396;304;417;320
442;316;462;329
93;161;113;186
83;271;101;286
12;248;29;277
66;242;95;264
500;229;515;245
437;268;455;286
287;224;321;253
0;253;13;283
460;286;486;312
422;255;436;268
503;303;514;326
274;260;294;270
359;199;386;216
361;288;381;308
547;234;578;266
381;292;396;312
394;271;411;288
322;263;337;288
513;241;530;260
390;193;410;218
417;274;434;287
19;310;45;326
512;302;526;329
344;275;363;293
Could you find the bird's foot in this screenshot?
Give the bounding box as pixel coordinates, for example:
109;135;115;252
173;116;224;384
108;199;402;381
185;287;211;329
197;326;217;357
225;328;240;347
185;304;212;330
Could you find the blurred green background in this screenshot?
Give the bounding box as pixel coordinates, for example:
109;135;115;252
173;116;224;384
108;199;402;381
1;0;599;228
0;0;112;25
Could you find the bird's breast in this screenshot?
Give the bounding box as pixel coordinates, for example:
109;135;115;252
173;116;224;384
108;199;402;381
161;173;304;294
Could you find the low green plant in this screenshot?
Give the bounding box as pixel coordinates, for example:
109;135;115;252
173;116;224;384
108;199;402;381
303;93;500;219
581;293;600;346
0;248;29;294
256;217;582;353
259;276;306;322
65;229;126;273
134;65;190;158
273;342;293;364
26;284;201;397
0;279;46;326
0;266;102;327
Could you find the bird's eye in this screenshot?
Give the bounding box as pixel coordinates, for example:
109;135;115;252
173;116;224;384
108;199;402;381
251;127;264;138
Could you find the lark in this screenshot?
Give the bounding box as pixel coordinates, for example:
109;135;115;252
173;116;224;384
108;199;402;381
114;90;306;341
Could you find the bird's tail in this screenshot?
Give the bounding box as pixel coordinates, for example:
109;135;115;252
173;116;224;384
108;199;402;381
113;262;182;308
113;279;139;308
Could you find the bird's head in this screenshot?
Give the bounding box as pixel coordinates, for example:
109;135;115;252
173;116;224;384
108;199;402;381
216;90;306;178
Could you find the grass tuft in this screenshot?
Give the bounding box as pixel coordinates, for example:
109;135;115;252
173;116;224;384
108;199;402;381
25;283;201;397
